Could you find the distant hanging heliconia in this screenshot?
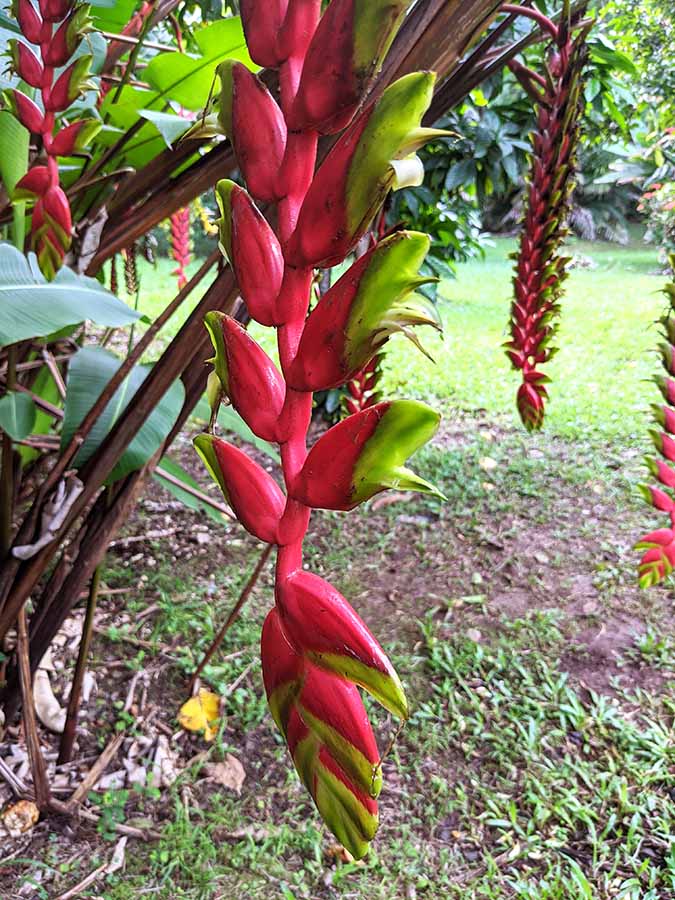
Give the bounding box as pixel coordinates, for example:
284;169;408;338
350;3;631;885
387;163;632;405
503;1;590;430
7;0;101;277
635;256;675;588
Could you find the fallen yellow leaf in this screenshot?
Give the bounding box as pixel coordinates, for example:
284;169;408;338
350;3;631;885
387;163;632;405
178;689;221;741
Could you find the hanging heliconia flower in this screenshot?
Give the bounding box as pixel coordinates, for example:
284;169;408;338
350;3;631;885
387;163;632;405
6;0;100;278
503;1;589;430
170;206;191;290
195;0;447;858
635;256;675;588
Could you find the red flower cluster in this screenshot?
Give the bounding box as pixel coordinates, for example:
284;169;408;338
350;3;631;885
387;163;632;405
7;0;98;276
505;8;588;430
195;0;445;857
636;257;675;587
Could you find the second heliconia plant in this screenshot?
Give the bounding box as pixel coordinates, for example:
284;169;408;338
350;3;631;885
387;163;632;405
5;0;99;277
503;2;589;430
635;256;675;588
194;0;445;858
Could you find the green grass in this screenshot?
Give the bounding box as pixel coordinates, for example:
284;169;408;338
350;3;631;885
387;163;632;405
381;234;664;442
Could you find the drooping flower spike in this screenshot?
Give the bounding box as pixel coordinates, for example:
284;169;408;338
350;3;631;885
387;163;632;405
635;256;675;588
6;0;99;277
503;2;590;430
195;0;444;857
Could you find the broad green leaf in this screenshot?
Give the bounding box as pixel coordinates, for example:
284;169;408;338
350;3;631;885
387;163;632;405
144;18;255;111
0;391;37;441
0;111;28;247
61;347;185;484
0;244;140;347
139;110;194;148
154;455;228;524
89;0;137;33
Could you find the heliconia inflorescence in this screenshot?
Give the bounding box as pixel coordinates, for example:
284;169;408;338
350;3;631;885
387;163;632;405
635;256;675;588
5;0;99;277
504;2;589;430
195;0;446;857
170;206;191;290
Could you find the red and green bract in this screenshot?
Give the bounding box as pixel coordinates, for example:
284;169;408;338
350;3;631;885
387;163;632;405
194;0;445;858
635;256;675;588
504;3;588;430
7;0;99;277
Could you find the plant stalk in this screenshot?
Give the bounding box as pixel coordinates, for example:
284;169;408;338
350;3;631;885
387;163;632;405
57;563;102;765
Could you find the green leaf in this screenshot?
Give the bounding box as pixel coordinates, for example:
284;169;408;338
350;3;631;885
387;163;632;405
60;347;185;484
138;110;194;148
0;244;140;348
89;0;137;33
0;391;37;441
154;455;227;524
0;111;29;247
144;18;255;111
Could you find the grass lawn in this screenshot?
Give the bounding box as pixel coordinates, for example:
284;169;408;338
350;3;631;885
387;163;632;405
4;236;673;900
382;234;666;443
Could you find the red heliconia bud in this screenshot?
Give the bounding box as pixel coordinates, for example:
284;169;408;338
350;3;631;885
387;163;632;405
289;0;411;134
38;0;73;22
290;400;440;510
204;313;287;443
43;5;89;66
8;90;44;133
647;457;675;489
285;73;436;268
9;40;44;89
658;405;675;434
49;118;101;156
654;375;675;406
45;55;91;112
240;0;289;68
218;62;287;203
194;434;286;544
42;184;72;237
640;484;675;513
14;165;52;199
275;569;408;719
215;181;285;326
652;429;675;462
12;0;43;44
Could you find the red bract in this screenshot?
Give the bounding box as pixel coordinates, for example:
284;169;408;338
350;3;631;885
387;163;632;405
7;0;97;277
636;258;675;588
195;0;443;858
504;10;589;430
